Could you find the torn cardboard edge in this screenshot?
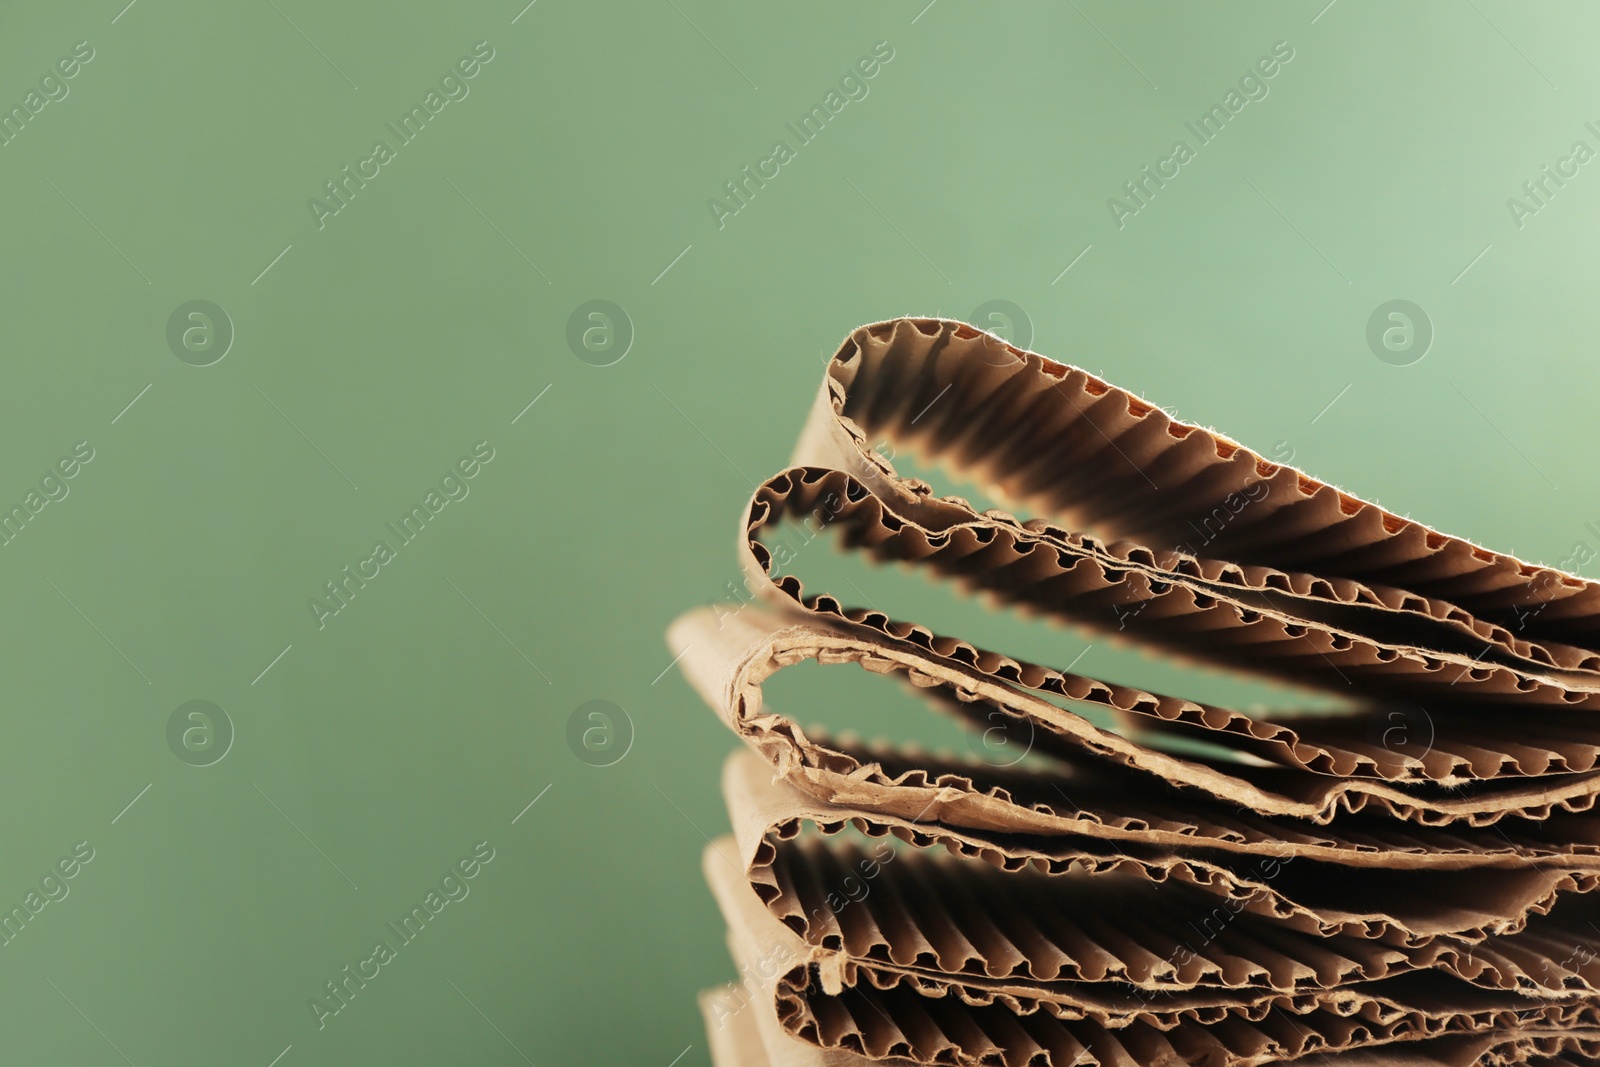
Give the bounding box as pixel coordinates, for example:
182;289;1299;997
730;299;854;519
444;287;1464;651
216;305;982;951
670;606;1600;838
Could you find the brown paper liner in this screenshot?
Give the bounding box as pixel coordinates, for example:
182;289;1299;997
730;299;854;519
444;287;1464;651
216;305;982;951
743;467;1600;708
671;606;1600;836
722;749;1600;958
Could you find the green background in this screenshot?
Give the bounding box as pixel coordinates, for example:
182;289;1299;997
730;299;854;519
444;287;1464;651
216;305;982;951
0;1;1596;1064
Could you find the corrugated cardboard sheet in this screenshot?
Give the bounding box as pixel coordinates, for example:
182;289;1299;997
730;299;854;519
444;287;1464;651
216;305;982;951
675;319;1600;1067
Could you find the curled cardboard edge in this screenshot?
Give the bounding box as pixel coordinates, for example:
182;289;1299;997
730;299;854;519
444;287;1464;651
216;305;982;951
706;840;1600;1067
682;317;1600;1067
704;1004;1600;1067
742;468;1600;780
720;747;1600;950
742;466;1600;711
668;604;1600;837
795;318;1600;644
699;999;1600;1067
724;752;1600;999
751;828;1600;1001
798;732;1600;873
701;983;924;1067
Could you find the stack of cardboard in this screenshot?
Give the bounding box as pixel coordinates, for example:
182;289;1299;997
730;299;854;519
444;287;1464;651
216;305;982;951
671;318;1600;1067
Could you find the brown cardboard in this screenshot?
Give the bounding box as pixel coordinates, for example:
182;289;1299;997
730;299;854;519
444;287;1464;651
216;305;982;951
702;1008;1600;1067
741;467;1600;708
675;319;1600;1065
721;748;1600;954
790;319;1600;643
671;606;1600;842
707;841;1600;1067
